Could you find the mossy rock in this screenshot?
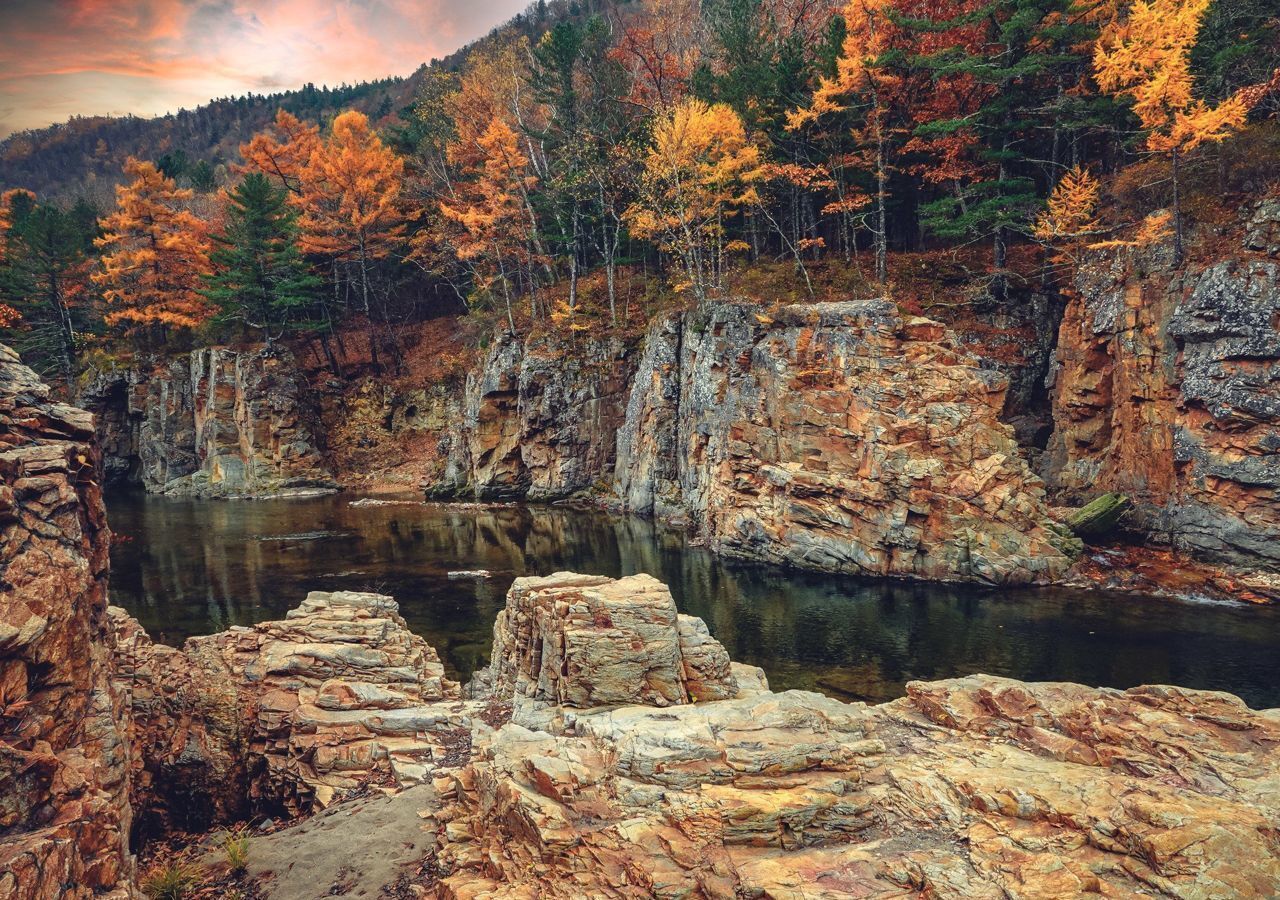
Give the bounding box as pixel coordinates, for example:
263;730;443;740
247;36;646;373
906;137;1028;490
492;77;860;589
1067;493;1131;540
1047;523;1085;560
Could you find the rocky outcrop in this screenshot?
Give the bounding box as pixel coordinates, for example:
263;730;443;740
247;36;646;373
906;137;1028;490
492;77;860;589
429;569;1280;899
614;300;1074;584
1045;246;1280;570
435;332;636;500
433;675;1280;899
78;345;335;498
486;572;739;708
109;590;463;828
0;344;135;899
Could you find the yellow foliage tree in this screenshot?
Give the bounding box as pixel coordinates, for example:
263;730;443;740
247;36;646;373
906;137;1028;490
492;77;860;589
1093;0;1248;262
1034;166;1102;242
625;99;763;301
93;158;212;336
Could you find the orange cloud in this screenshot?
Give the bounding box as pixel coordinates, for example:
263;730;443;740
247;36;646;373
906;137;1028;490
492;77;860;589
0;0;527;137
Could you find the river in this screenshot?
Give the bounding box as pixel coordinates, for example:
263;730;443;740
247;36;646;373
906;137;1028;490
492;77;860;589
106;491;1280;708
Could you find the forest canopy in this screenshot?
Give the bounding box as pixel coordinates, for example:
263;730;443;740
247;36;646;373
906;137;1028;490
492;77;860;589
1;0;1277;376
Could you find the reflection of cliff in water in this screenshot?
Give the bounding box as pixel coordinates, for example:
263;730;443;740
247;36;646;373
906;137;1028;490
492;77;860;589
107;492;1280;707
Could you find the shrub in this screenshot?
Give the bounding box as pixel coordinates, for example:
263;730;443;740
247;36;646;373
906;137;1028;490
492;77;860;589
222;826;251;874
140;860;202;900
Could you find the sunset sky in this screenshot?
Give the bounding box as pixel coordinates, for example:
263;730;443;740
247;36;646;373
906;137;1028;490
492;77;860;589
0;0;528;138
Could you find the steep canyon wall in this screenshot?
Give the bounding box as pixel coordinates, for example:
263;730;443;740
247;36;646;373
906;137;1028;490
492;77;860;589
78;346;335;498
0;345;134;899
1045;221;1280;570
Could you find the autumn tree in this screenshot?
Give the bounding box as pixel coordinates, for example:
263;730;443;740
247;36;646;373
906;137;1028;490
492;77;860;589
625;99;763;301
1093;0;1248;263
94;158;212;341
1033;165;1102;243
0;189;100;376
296;110;408;366
530;16;637;321
438;119;540;334
609;0;705;111
789;0;899;282
240;109;321;196
201;173;321;347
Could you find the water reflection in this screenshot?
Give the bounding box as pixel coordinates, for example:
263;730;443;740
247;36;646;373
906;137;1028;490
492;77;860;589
107;492;1280;708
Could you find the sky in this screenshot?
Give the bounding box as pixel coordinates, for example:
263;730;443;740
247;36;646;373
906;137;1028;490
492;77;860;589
0;0;528;138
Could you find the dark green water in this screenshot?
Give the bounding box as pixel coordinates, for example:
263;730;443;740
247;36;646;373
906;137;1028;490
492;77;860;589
106;492;1280;708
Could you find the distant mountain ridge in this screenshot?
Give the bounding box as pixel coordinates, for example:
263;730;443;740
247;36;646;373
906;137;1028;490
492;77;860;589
0;0;566;202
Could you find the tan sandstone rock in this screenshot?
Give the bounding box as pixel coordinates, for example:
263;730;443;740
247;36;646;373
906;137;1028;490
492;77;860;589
432;675;1280;899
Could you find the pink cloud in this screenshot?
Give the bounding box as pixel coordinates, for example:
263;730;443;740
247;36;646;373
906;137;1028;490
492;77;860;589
0;0;528;137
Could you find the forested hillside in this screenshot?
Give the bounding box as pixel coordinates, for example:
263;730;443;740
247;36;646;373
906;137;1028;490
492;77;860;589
0;0;1277;379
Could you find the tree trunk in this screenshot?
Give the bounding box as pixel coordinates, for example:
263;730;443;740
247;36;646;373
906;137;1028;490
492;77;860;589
1172;147;1184;266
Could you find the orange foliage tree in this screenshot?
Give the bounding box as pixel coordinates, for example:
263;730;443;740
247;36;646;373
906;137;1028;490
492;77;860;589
437;120;540;334
788;0;899;282
94;158;212;337
1093;0;1248;262
440;40;551;280
239;109;321;196
625;99;763;301
295;110;408;364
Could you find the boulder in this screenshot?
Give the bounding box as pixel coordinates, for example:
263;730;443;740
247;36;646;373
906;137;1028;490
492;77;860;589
486;572;743;708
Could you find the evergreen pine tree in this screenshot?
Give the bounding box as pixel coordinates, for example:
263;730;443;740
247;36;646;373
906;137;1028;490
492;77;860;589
902;0;1100;294
202;173;321;345
0;189;100;378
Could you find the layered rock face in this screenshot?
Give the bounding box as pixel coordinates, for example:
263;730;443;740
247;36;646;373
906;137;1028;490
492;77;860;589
614;300;1072;584
79;346;335;498
110;590;462;827
486;572;739;708
431;570;1280;898
1045;244;1280;570
435;332;636;499
0;345;134;899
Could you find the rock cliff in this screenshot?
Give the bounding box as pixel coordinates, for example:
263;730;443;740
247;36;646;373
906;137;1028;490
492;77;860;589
613;300;1073;584
1045;235;1280;571
432;331;636;500
78;346;335;498
0;345;135;899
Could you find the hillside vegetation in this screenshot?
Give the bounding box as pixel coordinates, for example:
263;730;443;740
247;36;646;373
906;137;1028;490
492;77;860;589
0;0;1277;379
